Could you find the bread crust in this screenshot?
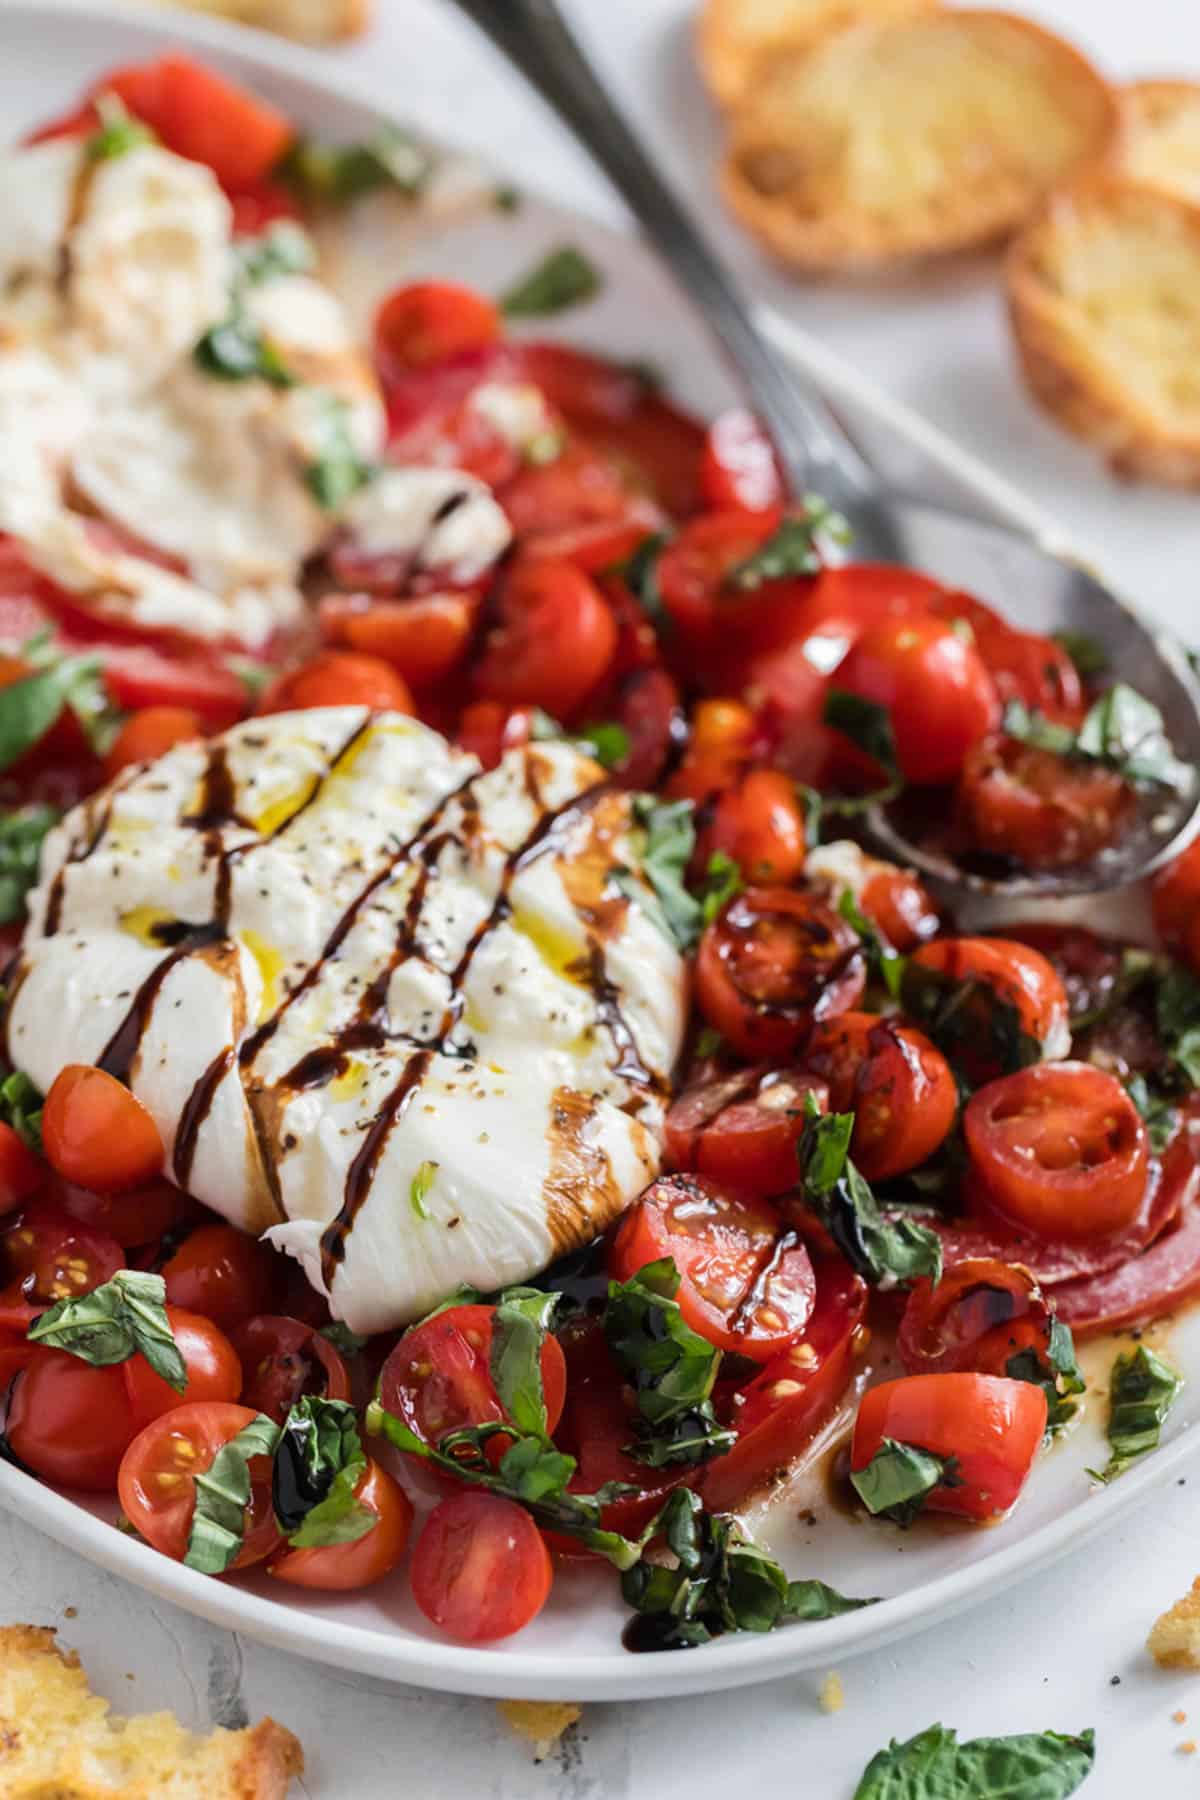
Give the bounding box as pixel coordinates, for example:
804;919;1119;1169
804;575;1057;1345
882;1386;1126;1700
144;0;369;43
1149;1576;1200;1669
1114;79;1200;205
720;10;1117;271
1007;172;1200;487
695;0;938;112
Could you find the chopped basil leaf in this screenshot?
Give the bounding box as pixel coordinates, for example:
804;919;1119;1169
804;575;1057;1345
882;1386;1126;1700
492;183;523;213
853;1723;1096;1799
693;1025;724;1059
501;246;602;319
280;126;438;204
837;888;905;1000
617;796;702;952
698;850;742;925
1124;1074;1179;1154
29;1269;186;1392
603;1258;734;1467
1154;962;1200;1088
1001;702;1075;758
578;722;631;771
850;1437;958;1526
1005;684;1192;795
900;962;1041;1090
822;690;903;799
0;656;105;774
86;96;155;162
1053;629;1109;682
228;658;275;702
799;1095;942;1288
185;1413;281;1575
731;496;850;590
233;220;315;286
1089;1344;1182;1483
0;806;58;926
614;532;670;630
1007;1317;1085;1436
318;1321;367;1357
273;1396;375;1548
305;398;372;510
0;1070;43;1153
489;1286;562;1440
409;1158;438;1220
194;316;296;388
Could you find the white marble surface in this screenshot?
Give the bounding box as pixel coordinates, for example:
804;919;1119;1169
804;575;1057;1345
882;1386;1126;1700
5;1;1200;1794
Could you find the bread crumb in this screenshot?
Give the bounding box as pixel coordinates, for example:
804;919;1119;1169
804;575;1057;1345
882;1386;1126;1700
819;1671;844;1714
1179;1740;1196;1754
62;1608;77;1620
1149;1578;1200;1668
1173;1710;1188;1724
498;1700;581;1761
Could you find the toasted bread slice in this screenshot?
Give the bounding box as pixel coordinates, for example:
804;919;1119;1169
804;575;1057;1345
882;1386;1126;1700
1150;1576;1200;1669
0;1624;303;1798
1117;81;1200;205
1008;172;1200;486
695;0;939;112
721;10;1116;270
144;0;368;43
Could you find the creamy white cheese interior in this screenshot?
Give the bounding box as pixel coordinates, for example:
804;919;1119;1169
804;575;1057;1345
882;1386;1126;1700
8;710;687;1330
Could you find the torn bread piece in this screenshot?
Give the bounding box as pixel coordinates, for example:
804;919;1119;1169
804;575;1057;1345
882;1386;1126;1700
499;1700;582;1762
142;0;368;42
1116;81;1200;205
721;10;1116;270
695;0;938;112
0;1624;303;1799
1007;173;1200;487
1150;1577;1200;1669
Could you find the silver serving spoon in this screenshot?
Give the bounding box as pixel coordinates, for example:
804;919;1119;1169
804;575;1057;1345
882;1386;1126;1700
446;0;1200;899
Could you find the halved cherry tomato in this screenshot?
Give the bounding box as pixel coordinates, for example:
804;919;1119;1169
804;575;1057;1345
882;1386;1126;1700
7;1350;137;1490
595;665;683;792
695;888;865;1060
956;738;1133;871
454;701;535;771
989;923;1126;1026
858;865;941;952
904;936;1069;1087
410;1490;553;1643
118;1401;282;1567
103;707;203;781
224;178;301;238
374;282;501;376
1154;840;1200;973
93;55;293;188
832;617;999;786
576;393;707;520
498;441;661;562
379;1303;567;1463
472;559;617;721
161;1224;279;1328
610;1174;816;1360
703;768;808;887
851;1373;1046;1521
803;1013;958;1180
318;592;478;689
123;1307;242;1426
553;1319;686;1540
232;1314;352;1422
656;509;788;666
0;1123;44;1216
700;410;784;513
41;1065;162;1196
269;1459;413;1591
664;1065;828;1197
665;697;758;803
47;1177;191;1251
0;1206;123;1333
927;593;1085;726
897;1259;1054;1378
698;1254;867;1513
964;1062;1149;1242
257;651;414;717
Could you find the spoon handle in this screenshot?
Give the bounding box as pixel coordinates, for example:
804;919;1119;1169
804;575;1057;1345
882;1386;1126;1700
446;0;874;504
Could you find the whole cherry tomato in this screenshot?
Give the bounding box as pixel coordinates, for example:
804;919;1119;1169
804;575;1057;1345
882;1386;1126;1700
42;1066;163;1195
123;1307;242;1426
851;1373;1047;1521
118;1401;282;1567
700;410;784;513
374;282;501;375
472;559;618;721
703;768;808;887
161;1224;278;1328
804;1012;958;1180
258;651;414;717
409;1491;553;1643
7;1350;138;1490
317;593;478;689
695;888;865;1060
832;617;1000;786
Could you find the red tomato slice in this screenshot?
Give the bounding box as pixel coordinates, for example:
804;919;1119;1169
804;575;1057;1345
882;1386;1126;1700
269;1460;413;1591
956;738;1133;872
803;1012;958;1180
118;1400;282;1566
656;509;789;668
664;1065;829;1197
0;1123;45;1216
0;1206;123;1333
694;887;866;1061
231;1314;353;1422
700;410;784;513
897;1259;1055;1379
851;1373;1047;1521
92;55;294;188
409;1490;553;1643
472;559;618;721
123;1307;242;1426
374;282;501;376
7;1350;138;1491
698;1254;867;1514
990;923;1127;1024
832;616;1000;786
964;1062;1149;1242
905;936;1069;1087
42;1066;162;1196
553;1320;686;1540
702;768;809;887
318;593;478;689
610;1174;816;1361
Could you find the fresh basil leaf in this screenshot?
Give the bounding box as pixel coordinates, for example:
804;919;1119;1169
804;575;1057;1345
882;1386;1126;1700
194;315;296;388
799;1098;942;1288
837;888;905;1000
698;850;742;925
233;220;315;286
854;1724;1096;1799
693;1025;724;1059
29;1268;186;1392
1007;1317;1085;1436
0;662;101;774
1089;1344;1182;1483
280;126;438;204
604;1257;733;1467
409;1158;438;1220
273;1396;375;1548
1154;962;1200;1088
614;533;670;629
185;1413;281;1575
86;96;155;162
617;796;702;952
578;722;631;771
731;496;850;590
501;247;602;318
410;1283;485;1328
305;398;372;510
318;1321;367;1358
1124;1074;1179;1154
0;1070;42;1153
1053;630;1109;683
0;806;58;926
823;690;901;785
783;1578;878;1622
1002;702;1078;758
1006;685;1192;795
900;962;1041;1089
850;1437;958;1526
489;1286;562;1440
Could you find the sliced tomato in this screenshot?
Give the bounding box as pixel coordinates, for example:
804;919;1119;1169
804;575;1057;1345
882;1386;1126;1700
701;767;808;887
161;1223;279;1328
6;1350;137;1491
964;1062;1149;1242
454;701;536;771
991;923;1129;1025
610;1174;816;1361
804;1012;958;1180
956;738;1133;871
269;1460;413;1591
499;439;661;554
698;1254;867;1513
318;592;478;689
903;936;1069;1087
0;1206;123;1333
859;865;941;952
231;1314;353;1422
117;1400;282;1567
580;394;707;520
92;55;294;188
0;1123;45;1216
700;410;784;513
472;559;617;721
695;887;865;1060
897;1259;1055;1379
664;1064;828;1197
927;593;1085;726
123;1307;242;1426
832;617;1000;786
554;1316;687;1539
374;282;501;377
104;707;204;780
42;1066;163;1196
410;1490;553;1643
851;1373;1046;1521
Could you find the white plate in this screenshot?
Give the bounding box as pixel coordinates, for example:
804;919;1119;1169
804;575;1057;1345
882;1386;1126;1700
1;0;1195;1703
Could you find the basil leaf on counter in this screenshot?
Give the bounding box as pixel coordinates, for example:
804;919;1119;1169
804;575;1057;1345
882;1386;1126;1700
1089;1344;1182;1483
603;1258;734;1467
185;1413;281;1575
273;1396;375;1549
409;1158;438;1221
501;246;602;319
731;497;850;590
489;1287;562;1440
837;888;905;1000
1006;1317;1086;1436
850;1438;958;1527
0;806;58;926
854;1723;1096;1799
29;1269;186;1393
1005;684;1192;795
616;796;702;952
799;1096;942;1288
0;1070;43;1153
698;850;742;925
280;126;438;204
